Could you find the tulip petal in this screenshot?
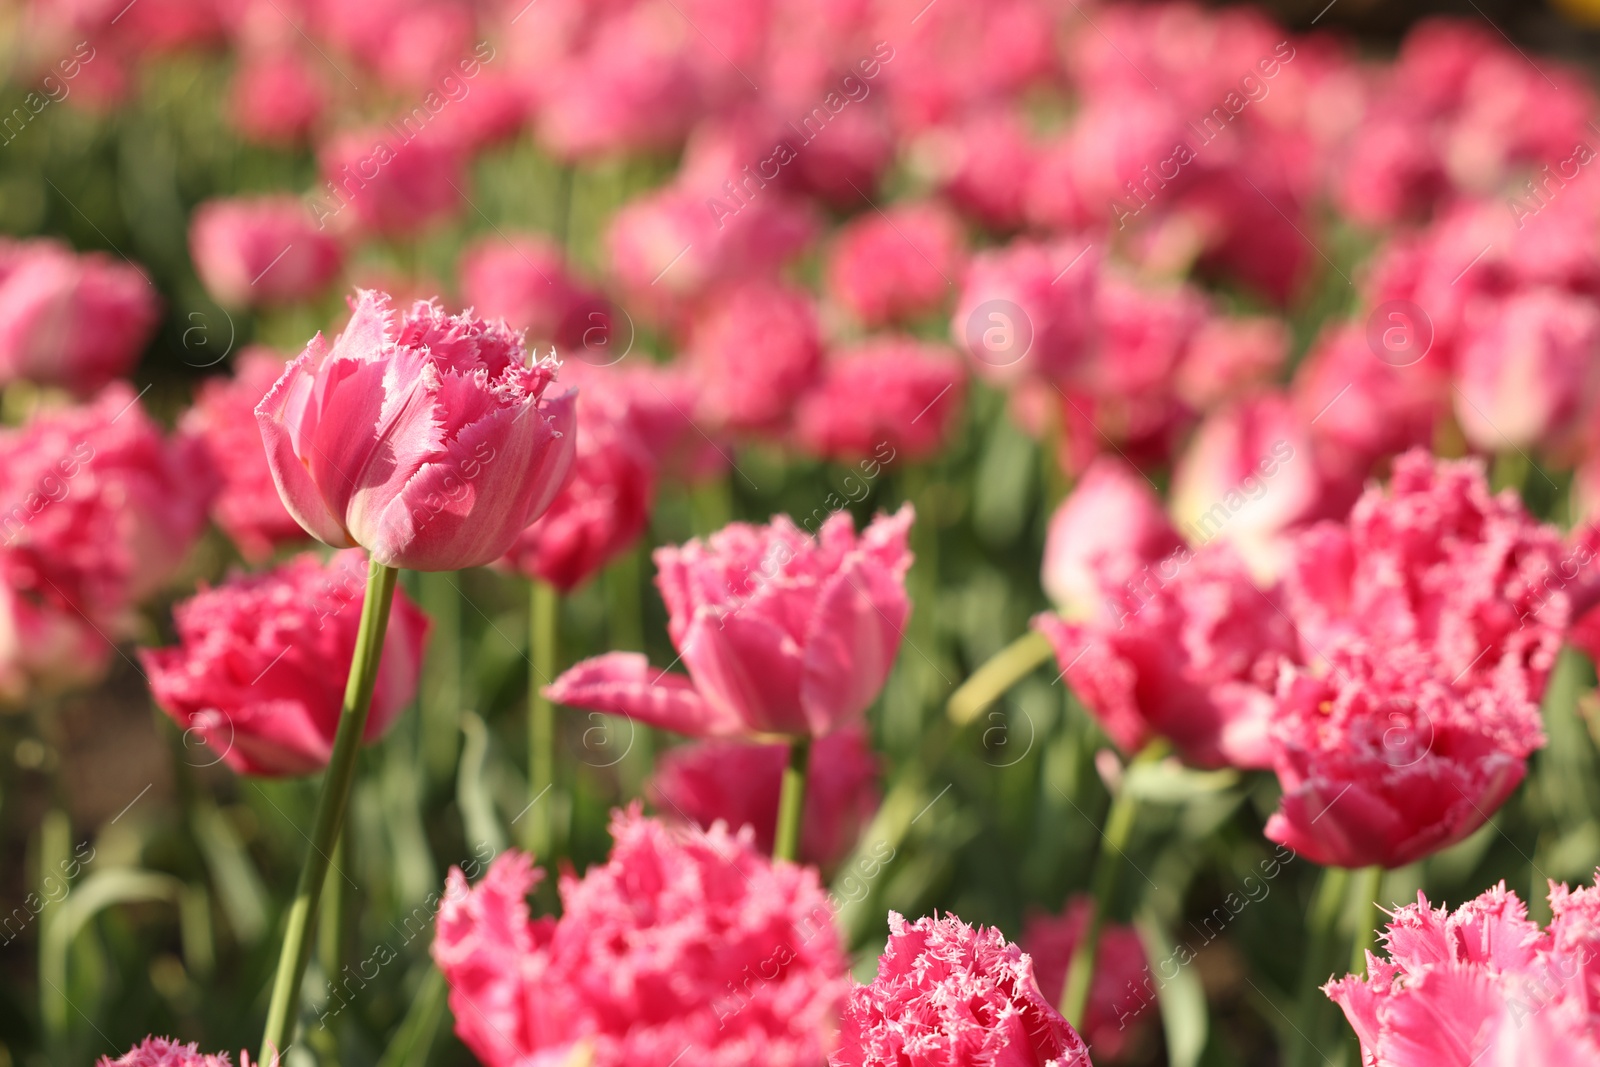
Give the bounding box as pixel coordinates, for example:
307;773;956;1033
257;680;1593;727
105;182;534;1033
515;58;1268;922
800;554;908;735
679;609;810;736
255;350;354;548
545;651;738;738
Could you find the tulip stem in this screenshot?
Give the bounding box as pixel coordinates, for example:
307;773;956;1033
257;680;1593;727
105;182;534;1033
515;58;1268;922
526;579;559;857
1349;866;1384;976
1290;864;1351;1067
260;560;398;1065
947;630;1054;727
773;737;812;863
1060;743;1160;1027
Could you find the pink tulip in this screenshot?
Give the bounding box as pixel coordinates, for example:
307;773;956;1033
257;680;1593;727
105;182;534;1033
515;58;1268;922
1326;876;1600;1064
98;1037;245;1067
183;347;307;562
951;238;1099;385
499;376;656;593
255;290;577;571
1453;290;1600;453
457;234;609;354
190;196;343;308
0;383;215;630
1035;542;1296;770
1025;898;1155;1063
916;108;1039;232
1040;457;1184;623
826;200;965;327
230;49;326;145
1266;642;1544;870
433;809;849;1067
1267;451;1566;868
0;238;159;396
793;338;965;463
685;280;822;434
548;506;914;740
316;128;465;237
832;912;1093;1067
649;726;880;871
142;550;429;777
1283;450;1571;696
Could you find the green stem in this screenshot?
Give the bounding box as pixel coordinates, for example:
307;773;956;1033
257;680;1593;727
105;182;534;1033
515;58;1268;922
948;630;1053;726
1059;744;1156;1027
1349;866;1384;976
259;561;399;1065
554;162;576;253
526;579;559;856
773;738;812;863
1290;865;1352;1067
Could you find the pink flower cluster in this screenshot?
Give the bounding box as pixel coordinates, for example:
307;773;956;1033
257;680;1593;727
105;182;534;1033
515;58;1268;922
1326;873;1600;1065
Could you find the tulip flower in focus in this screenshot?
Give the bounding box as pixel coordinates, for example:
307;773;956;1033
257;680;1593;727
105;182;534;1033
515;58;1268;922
1024;898;1155;1063
548;506;914;740
189;196;344;308
649;726;880;871
184;348;306;562
99;1037;246;1066
1325;875;1600;1064
433;808;849;1067
142;550;429;777
832;912;1093;1067
255;290;577;571
0;238;160;396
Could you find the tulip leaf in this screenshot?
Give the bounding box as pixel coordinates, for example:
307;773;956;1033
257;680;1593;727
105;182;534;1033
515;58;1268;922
1135;905;1208;1067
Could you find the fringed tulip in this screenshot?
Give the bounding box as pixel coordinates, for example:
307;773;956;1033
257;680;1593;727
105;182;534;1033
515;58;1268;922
832;912;1093;1067
142;550;429;777
548;507;914;740
99;1037;253;1066
1325;875;1600;1064
255;290;577;571
433;808;849;1067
